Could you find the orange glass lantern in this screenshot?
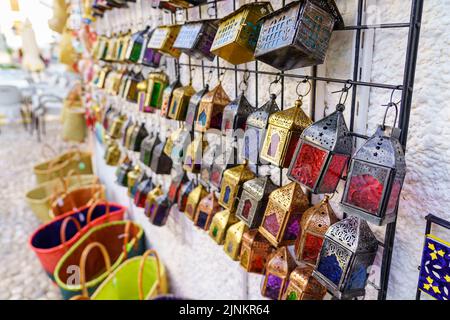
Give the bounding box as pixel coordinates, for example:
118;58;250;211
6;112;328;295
282;264;327;300
194;83;231;133
239;229;273;274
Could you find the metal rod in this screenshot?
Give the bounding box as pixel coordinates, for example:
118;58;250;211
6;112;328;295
341;23;410;30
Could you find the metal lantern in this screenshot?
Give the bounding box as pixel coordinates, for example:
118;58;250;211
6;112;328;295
134;177;154;208
209;209;239;245
138;29;163;67
218;163;255;210
115;159;133;187
96;66;111;89
205;147;236;190
243;94;279;163
184;184;207;221
194;83;231;133
341;125;406;226
104;140;121;166
255;1;335;71
183;136;208;173
118;32;131;62
294;196;338;265
123;120;137;150
282;264;327;300
259;182;310;247
173;20;218;61
223;221;248;260
163;127;183;157
194;192;221;231
149;195;171;226
240;229;273;274
167;173;188;204
108;114;126;139
144;185;164;218
288;104;352;194
236;176;277;229
150;140;173;175
138;72;169;113
160;79;182;117
147;25;181;58
140;134;160;167
131;171;148;200
177;180;195;212
260;99;313;167
125;72;145;103
185;85;209;132
127;165;142;196
210;2;273;65
130;123;149;152
170;129;191;165
125;27;149;63
118;70;130;98
261;246;297;300
221;93;256;135
167;84;196;121
313;216;378;299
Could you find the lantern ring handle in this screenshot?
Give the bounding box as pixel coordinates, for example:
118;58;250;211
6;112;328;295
207;3;216;18
296;79;311;100
381;101;399;130
238;69;251;92
269;74;282;96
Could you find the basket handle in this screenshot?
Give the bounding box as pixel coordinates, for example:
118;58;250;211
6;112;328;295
60;216;81;250
86;199;110;224
122;221;138;260
66;169;82;187
138;249;162;300
41;143;58;159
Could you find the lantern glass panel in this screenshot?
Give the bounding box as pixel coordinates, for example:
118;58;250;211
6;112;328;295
283;213;302;242
316;240;351;287
185;86;209;131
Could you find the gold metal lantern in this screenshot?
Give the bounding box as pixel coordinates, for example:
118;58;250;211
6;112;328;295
144;185;164;218
127;165;142;197
282;264;327;300
138;72;169;113
185;85;209;132
184;184;207;221
194;83;231;133
240;229;273;274
167;84;196;121
147;25;181;58
218;163;255;210
210;2;273;65
209;209;239;245
259;182;310;247
183;136;208;173
160;79;182;117
194;192;221;231
223;221;248;260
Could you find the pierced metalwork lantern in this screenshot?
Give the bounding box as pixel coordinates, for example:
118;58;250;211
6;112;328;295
185;85;209;132
160;79;182;117
127;165;142;196
260;99;312;167
218;163;255;210
144;185;164;218
138;72;169;113
341;125;406;226
149;195;171;226
115;159;133;187
167;84;196;121
210;2;273;65
170;129;191;165
288;104;352;194
223;221;248;260
177;180;195;212
194;192;221;231
313;216;378;299
150;140;173;175
194;83;231;133
261;246;297;300
125;27;149;63
209;209;239;245
259;182;310;247
147;25;181;58
130;123;149;152
125;72;145;103
204;147;236;190
138;29;163;67
183;136;208;173
184;184;207;221
173;19;218;61
240;229;273;274
167;173;188;204
134;177;154;208
140;134;160;167
294;196;338;265
236;176;277;229
282;264;327;300
221;93;256;135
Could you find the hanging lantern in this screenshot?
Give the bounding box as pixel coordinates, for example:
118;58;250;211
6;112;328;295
108;114;126;139
138;28;163;67
203;147;236;190
170;129;191;165
239;229;273;274
118;32;131;62
167;173;188;204
260;99;312;168
140;134;160;167
288;104;352;194
221;93;256;135
144;185;164;218
210;2;273;65
259;182;310;247
115;158;133;187
242;94;279;164
129;123;149;152
126;72;145;103
149;195;171;226
160;79;182;117
183;136;208;173
111;69;126;95
147;25;181;58
184;184;207;221
138;72;169;113
313;216;378;299
134;177;154;208
282;264;327;300
261;246;297;300
125;27;149;63
294;196;338;265
163;127;183;158
185;85;209;132
218;163;255;210
121;118;133;146
236;176;277;229
173;19;218;61
167;84;196;121
127;165;142;197
194;192;221;231
150;140;173;175
118;70;131;98
130;170;148;200
209;209;239;245
223;221;247;260
104;140;121;166
96;66;111;89
194;83;231;133
341;124;406;226
96;36;109;61
177;180;195;212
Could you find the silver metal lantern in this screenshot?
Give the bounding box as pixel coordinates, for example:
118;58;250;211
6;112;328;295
221;93;256;135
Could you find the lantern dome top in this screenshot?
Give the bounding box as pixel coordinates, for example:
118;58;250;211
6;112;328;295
219;2;272;22
149;72;169;82
200;83;230;105
269;182;309;212
136;80;147;91
325;216;378;253
267;246;297;276
173;84;196;97
213;209;235;229
268;100;313;130
199;191;219;208
246;95;279;129
224;94;254;116
188;184;207;203
227;221;247;243
242;176;277;201
223;164;255;185
164;79;182;94
300;196;338;235
301;109;352;155
290;264;327;294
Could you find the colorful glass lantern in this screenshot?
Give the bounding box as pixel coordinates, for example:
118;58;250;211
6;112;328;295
140;134;160;167
288;104;352;194
115;159;133;187
125;27;149;63
118;32;131;62
130;123;149;152
127;165;142;196
210;2;273;65
194;192;221;231
221;93;256;135
144;185;163;218
185;85;209;132
108;113;126;139
183;136;208;173
138;72;169;113
167;84;196;121
163;127;183;157
313;216;378;299
240;229;273;274
194;83;231;133
167;173;188;204
134;177;154;208
173;20;218;61
147;25;181;58
223;221;247;260
218;163;255;210
149;195;171;226
242;94;279;163
255;1;336;71
282;264;327;300
96;66;111;89
294;196;338;265
260;99;312;168
184;184;207;221
177;180;195;212
150;140;173;175
118;70;131;98
259;182;310;247
261;246;297;300
131;170;148;199
341;125;406;226
209;209;239;245
236;176;277;229
206;147;236;190
160;79;181;117
125;72;145;103
138;28;163;67
104;140;121;166
170;129;191;165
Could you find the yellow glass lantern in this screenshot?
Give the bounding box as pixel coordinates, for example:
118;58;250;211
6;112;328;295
258;182;310;247
282;264;327;300
137;72;169;113
240;229;273;274
183;136;208;173
147;25;181;58
104;37;117;62
223;221;247;260
167;84;196;121
194;83;231;133
194;192;221;231
184;184;207;220
260;99;313;168
144;185;164;218
104;140;121;166
210;2;273;65
218;163;255;210
209;209;239;244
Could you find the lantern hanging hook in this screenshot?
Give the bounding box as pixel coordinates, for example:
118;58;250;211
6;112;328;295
331;81;353;110
381;101;399;130
206;67;214;85
269;73;282;97
296;78;311;100
238;69;251;93
219;68;228;83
